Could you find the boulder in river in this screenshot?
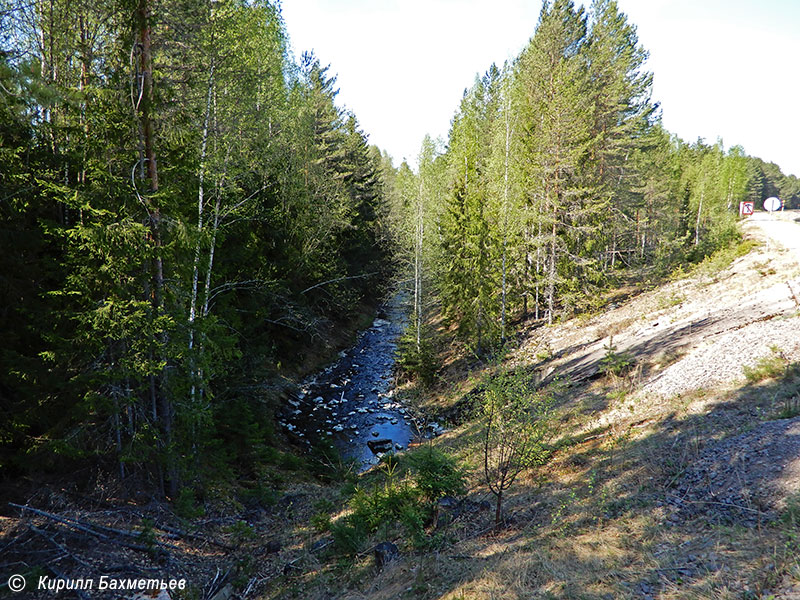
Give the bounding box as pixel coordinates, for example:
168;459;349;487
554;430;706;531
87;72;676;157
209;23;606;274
367;438;394;454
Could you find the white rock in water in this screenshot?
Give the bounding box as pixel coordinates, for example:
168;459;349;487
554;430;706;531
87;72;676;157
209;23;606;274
390;418;398;425
372;431;380;437
373;318;391;327
357;408;368;414
330;383;340;389
333;425;344;432
339;350;347;358
313;396;324;404
348;410;356;416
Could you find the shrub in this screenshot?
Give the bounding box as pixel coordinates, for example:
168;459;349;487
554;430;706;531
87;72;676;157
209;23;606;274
310;511;331;532
329;517;369;555
405;445;467;501
482;370;552;527
329;449;466;554
174;487;205;519
599;337;635;377
743;346;788;383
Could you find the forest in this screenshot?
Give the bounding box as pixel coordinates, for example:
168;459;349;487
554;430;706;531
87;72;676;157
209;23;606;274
0;0;391;497
383;0;800;361
2;0;800;503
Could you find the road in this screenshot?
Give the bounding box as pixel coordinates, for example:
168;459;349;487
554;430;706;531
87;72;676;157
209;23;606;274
744;209;800;255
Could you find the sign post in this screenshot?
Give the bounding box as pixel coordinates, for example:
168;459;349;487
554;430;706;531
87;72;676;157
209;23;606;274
764;197;782;213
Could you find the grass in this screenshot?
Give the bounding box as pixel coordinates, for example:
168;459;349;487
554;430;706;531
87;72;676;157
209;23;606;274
743;346;789;383
257;230;800;599
656;290;686;310
692;237;759;281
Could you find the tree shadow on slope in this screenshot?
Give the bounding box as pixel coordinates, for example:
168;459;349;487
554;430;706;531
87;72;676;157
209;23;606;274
543;316;721;385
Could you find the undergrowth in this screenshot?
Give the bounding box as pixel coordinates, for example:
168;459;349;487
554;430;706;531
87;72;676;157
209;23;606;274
324;446;467;556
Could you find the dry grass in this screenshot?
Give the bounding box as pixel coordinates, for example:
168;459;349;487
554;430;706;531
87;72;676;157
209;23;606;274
261;230;800;599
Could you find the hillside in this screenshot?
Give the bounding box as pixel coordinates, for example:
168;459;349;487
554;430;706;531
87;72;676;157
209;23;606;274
3;213;799;599
281;212;800;600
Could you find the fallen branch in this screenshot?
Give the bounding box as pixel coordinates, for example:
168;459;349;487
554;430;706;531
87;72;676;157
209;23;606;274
28;524;92;569
9;503;174;554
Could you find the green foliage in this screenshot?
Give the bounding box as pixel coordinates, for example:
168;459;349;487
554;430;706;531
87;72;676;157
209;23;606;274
782;492;800;527
743;347;788;383
396;327;439;386
599;338;636;377
329;448;466;554
310;497;336;533
225;520;257;543
138;519;158;553
311;511;332;533
174;488;206;520
307;440;359;484
382;0;787;352
0;0;391;490
405;445;468;501
329;516;370;556
483;370;553;525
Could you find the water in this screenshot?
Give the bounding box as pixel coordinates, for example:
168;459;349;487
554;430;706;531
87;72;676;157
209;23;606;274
279;289;422;469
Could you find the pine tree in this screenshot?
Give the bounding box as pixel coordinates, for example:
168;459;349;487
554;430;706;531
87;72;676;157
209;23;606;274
516;0;591;323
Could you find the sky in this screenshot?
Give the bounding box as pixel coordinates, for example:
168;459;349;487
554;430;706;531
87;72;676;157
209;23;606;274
281;0;800;177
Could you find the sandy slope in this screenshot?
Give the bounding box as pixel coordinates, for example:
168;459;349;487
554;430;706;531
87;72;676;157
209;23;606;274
512;210;800;406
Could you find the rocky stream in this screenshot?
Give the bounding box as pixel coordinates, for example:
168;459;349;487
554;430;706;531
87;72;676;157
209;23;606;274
278;290;442;469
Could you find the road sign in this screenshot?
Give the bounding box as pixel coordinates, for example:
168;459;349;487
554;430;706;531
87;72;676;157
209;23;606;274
739;201;754;217
764;196;782;212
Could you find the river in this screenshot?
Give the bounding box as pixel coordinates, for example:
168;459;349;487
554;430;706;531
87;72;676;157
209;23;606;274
279;289;432;470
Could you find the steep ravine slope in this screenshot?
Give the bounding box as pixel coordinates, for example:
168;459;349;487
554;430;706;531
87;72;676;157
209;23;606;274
333;212;800;600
